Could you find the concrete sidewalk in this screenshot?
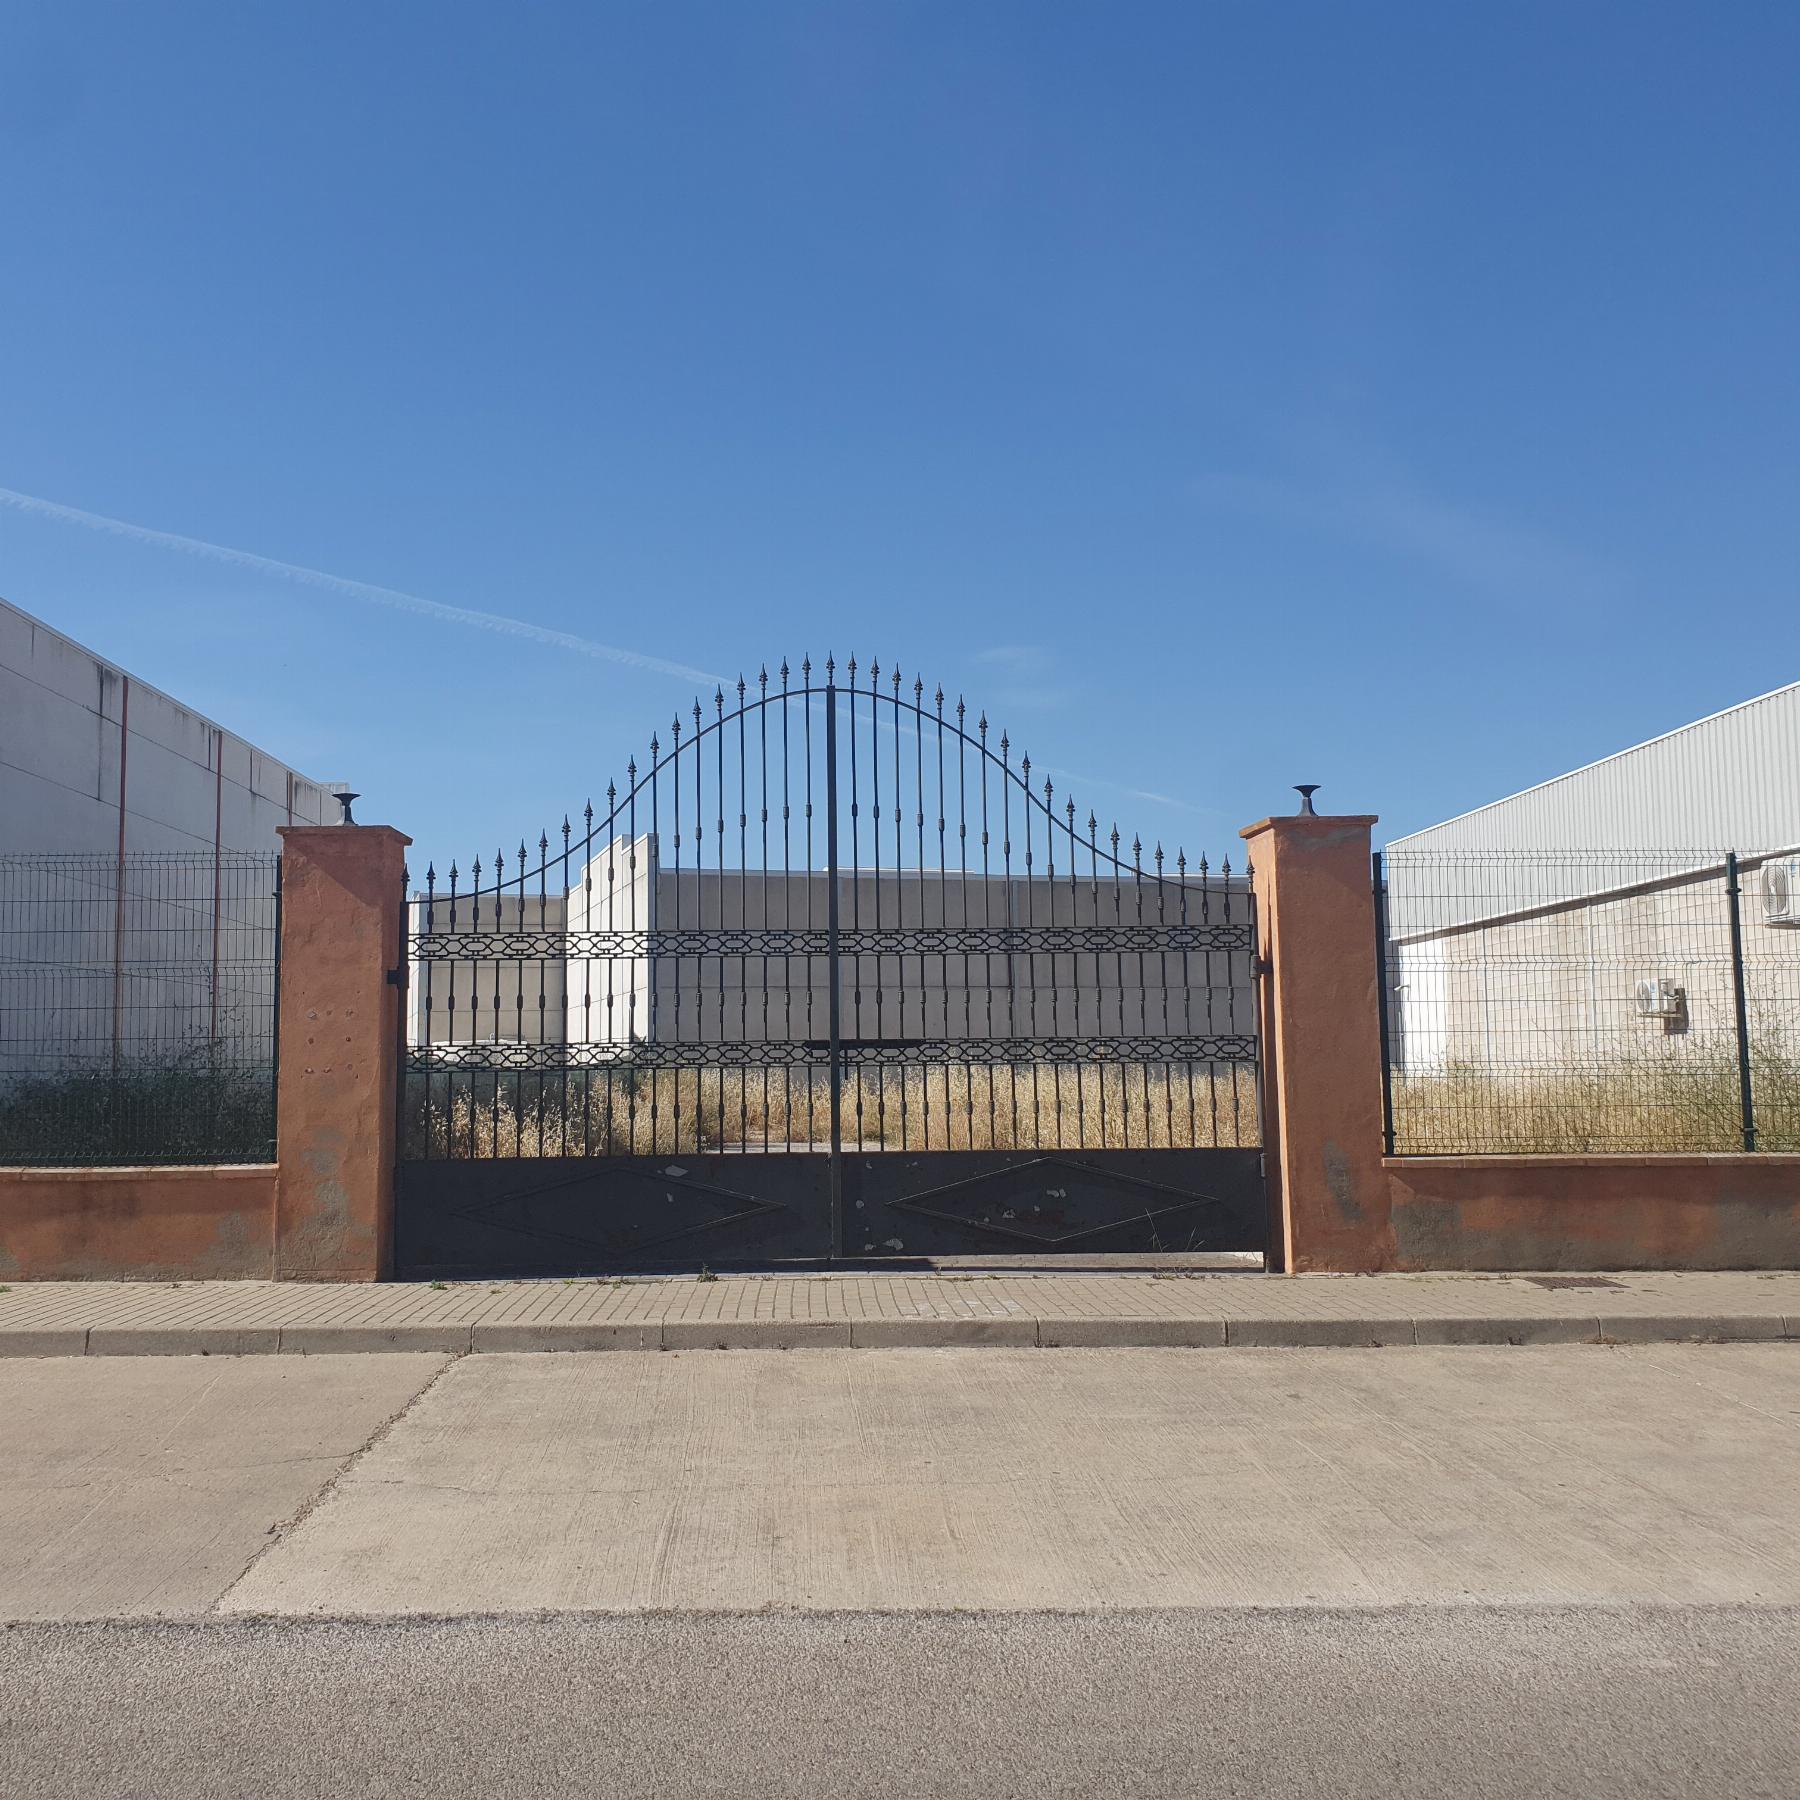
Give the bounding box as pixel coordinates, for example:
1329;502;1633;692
2;1267;1798;1355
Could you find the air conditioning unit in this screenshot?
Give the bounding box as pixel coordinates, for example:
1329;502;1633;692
1634;978;1685;1020
1761;859;1800;926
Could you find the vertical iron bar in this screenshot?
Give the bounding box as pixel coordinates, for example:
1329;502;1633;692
780;666;792;1146
806;669;820;1144
825;674;844;1255
848;661;862;1154
892;666;906;1150
1725;850;1757;1153
392;858;411;1180
1089;815;1107;1146
958;702;973;1149
758;672;770;1154
210;729;223;1050
864;666;878;1152
269;854;283;1159
1372;851;1397;1157
619;783;632;1153
934;691;950;1150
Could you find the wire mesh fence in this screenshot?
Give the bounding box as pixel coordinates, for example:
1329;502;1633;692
0;852;280;1166
1377;848;1800;1155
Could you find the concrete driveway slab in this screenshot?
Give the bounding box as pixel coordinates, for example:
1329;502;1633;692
0;1353;447;1621
220;1343;1800;1618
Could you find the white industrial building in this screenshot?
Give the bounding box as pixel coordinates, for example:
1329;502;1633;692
1;597;342;1107
1384;681;1800;1083
0;594;338;857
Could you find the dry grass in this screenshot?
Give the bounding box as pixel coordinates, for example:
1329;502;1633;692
1392;1036;1800;1155
403;1061;1261;1158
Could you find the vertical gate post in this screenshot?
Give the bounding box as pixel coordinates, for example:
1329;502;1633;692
274;822;411;1280
1725;851;1757;1153
824;673;844;1256
1240;807;1393;1273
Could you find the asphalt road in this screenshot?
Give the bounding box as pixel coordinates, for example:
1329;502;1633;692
4;1605;1797;1799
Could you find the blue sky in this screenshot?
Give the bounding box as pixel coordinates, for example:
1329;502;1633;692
2;1;1795;873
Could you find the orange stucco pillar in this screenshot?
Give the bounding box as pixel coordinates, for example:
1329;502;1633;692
1240;810;1394;1272
274;823;410;1280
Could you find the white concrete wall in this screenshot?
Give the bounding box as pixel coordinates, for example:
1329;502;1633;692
0;596;336;856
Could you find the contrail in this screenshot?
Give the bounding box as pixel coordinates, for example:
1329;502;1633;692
0;485;721;685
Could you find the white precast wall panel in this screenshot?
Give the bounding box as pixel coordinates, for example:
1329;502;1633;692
0;596;336;855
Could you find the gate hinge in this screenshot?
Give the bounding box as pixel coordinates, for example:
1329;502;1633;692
386;966;408;988
1252;955;1271;976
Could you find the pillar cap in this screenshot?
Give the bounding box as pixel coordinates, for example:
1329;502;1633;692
1239;813;1378;841
278;823;413;847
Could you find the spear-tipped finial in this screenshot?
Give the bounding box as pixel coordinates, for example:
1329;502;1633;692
1294;784;1321;817
978;711;988;737
822;653;832;679
448;860;458;884
608;779;618;804
1066;797;1076;823
735;674;745;700
914;674;924;697
1044;777;1054;803
425;861;436;885
1087;811;1098;833
847;654;858;680
1155;843;1164;872
539;829;550;854
1177;850;1187;876
780;657;791;684
934;684;944;710
1221;854;1233;877
892;665;902;693
758;665;768;692
869;657;880;685
956;695;966;720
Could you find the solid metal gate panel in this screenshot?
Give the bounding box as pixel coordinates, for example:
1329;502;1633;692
395;1154;835;1278
395;658;1263;1275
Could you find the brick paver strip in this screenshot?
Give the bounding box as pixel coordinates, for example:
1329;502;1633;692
1;1270;1797;1355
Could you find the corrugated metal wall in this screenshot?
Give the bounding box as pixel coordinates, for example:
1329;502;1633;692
1390;681;1800;860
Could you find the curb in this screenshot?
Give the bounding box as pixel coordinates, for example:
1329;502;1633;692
2;1316;1797;1357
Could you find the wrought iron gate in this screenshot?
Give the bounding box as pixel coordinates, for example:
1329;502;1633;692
396;658;1263;1274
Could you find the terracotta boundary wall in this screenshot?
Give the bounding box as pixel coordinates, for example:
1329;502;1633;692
1385;1154;1800;1271
0;1164;276;1281
1247;808;1800;1273
1;822;408;1285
